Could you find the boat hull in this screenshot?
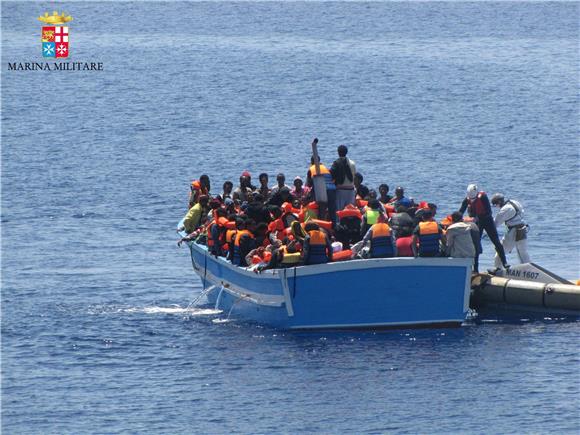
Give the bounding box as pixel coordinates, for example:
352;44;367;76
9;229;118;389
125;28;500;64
189;242;472;330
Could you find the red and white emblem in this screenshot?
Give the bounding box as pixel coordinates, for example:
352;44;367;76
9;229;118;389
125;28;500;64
54;26;69;58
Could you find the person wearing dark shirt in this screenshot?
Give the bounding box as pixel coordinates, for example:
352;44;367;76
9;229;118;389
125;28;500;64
459;183;509;269
268;186;295;207
378;184;393;204
354;172;370;200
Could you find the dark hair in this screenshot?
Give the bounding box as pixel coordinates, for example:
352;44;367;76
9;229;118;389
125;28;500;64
259;173;268;181
355;172;363;182
422;210;433;219
304;222;320;232
310;155;321;164
223;181;233;189
253;193;264;203
337;145;348;157
451;211;463;223
216;208;227;218
277;173;285;180
270;206;283;218
368;199;380;209
379;184;389;193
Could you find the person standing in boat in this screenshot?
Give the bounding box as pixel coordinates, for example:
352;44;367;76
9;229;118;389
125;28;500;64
491;193;531;268
233;174;254;203
269;173;290;198
306;156;336;223
378;184;393;204
330;144;356;211
221;181;234;200
302;222;333;265
290;176;311;205
459;184;510;269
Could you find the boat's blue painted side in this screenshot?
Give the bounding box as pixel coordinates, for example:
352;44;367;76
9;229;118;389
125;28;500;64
188;241;471;330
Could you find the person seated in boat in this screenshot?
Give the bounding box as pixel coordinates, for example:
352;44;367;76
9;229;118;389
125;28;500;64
378;184;393;205
388;205;415;240
257;173;271;199
267;206;285;237
180;195;210;234
306;155;337;224
267;186;295;207
232;175;254;203
361;199;384;237
280;202;299;228
222;181;234;200
253;222;270;248
245;193;271;225
444;211;481;272
291;176;311;205
412;210;443;258
302;222;333;265
270;173;290;197
229;218;256;267
357;213;396;258
207;208;230;256
354;172;370;200
388;186;413;209
334;203;363;249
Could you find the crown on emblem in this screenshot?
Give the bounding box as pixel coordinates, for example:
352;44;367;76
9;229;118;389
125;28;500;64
38;11;73;25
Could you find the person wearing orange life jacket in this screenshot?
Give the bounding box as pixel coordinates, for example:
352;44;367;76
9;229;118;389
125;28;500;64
412;210;443;257
459;184;509;269
188;179;209;209
207;208;229;256
229;218;256;267
306;155;337;225
335;203;363;248
302;222;333;265
360;213;396;258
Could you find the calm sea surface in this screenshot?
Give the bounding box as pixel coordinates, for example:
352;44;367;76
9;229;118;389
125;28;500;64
2;2;579;433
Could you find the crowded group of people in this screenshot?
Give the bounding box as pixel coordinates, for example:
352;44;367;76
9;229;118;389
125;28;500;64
178;144;530;274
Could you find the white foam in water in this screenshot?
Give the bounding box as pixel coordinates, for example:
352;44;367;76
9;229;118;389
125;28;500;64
123;307;222;315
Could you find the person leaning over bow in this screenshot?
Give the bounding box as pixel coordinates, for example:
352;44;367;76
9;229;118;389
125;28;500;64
180;195;210;234
330;144;356;212
459;184;509;270
491;193;531;269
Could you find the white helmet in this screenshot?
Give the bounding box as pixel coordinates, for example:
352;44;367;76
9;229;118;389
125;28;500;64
466;184;478;199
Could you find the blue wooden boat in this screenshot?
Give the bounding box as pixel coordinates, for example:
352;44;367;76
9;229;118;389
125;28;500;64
185;241;472;330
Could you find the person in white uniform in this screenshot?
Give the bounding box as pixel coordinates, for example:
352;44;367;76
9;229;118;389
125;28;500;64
491;193;530;268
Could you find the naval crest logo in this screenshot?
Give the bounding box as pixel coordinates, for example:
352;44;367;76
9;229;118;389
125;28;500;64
39;11;73;58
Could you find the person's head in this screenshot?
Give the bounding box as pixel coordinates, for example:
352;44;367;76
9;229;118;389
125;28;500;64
451;211;463;223
310;155;321;165
304;222;320;232
354;172;363;187
191;180;201;192
428;203;437;216
337;144;348;157
223;181;233;194
276;173;286;187
368;189;377;200
280;186;291;201
241;171;251;183
422;210;433;221
270;206;283;219
368;199;380;210
209;198;221;210
293;176;303;190
466;183;478;200
200;174;210;191
253;193;264;204
259;173;268;186
491;193;506;208
199;195;209;207
395;186;404;199
379;184;389;196
224;197;235;211
245;218;257;233
216;207;227;218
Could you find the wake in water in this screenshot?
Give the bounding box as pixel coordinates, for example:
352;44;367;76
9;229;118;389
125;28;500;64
122;306;222;315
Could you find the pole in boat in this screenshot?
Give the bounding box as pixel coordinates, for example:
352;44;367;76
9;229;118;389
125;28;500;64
311;137;328;205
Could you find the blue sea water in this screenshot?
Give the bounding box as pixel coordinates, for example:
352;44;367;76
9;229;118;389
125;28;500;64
2;1;579;433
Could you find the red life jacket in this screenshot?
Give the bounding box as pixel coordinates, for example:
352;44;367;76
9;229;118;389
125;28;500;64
468;192;489;217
